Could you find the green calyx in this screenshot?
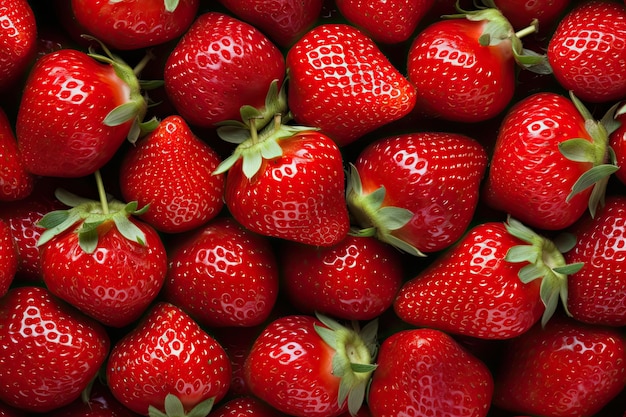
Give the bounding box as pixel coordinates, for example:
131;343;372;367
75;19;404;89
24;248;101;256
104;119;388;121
558;91;621;218
346;164;424;257
149;394;214;417
314;313;378;417
504;217;583;327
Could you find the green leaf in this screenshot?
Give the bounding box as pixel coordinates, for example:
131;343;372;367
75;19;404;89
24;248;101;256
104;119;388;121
350;363;377;373
240;105;262;122
37;211;82;247
78;225;99;254
569;91;594;121
552;262;584;275
112;215;146;246
187;397;215;417
242;152;263;180
382;234;426;257
259;139;283;160
504;217;538;244
517;264;545;283
559;138;597;163
212;152;241;176
37;210;71;229
505;245;539;264
164;394;185;417
314;324;338;350
376;206;413;231
567;164;619;201
164;0;179;12
104;102;139;126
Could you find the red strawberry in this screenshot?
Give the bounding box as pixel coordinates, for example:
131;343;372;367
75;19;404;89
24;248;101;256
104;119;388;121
164;216;279;328
335;0;435;44
0;0;37;91
106;302;232;416
70;0;199;50
164;12;286;129
119;115;225;234
244;314;378;417
482;91;619;230
0;219;17;297
279;234;405;321
548;0;626;103
367;328;494;417
0;286;110;413
610;103;626;186
217;0;323;48
210;396;288;417
491;0;571;30
394;218;583;339
16;47;152;177
48;381;141;417
347;132;487;255
493;314;626;417
286;23;416;146
0;107;33;201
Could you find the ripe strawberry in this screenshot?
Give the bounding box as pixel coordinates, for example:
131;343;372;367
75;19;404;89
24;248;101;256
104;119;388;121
548;0;626;103
164;12;286;129
0;219;17;297
482;91;619;230
16;47;152;177
217;0;323;48
210;396;288;417
0;286;110;413
106;302;232;416
164;216;279;328
244;314;378;417
367;328;494;417
335;0;434;44
279;234;405;321
610;103;626;185
0;107;33;201
493;314;626;417
286;23;416;146
48;381;140;417
347;132;487;255
70;0;199;50
0;0;37;91
119;115;225;234
490;0;571;30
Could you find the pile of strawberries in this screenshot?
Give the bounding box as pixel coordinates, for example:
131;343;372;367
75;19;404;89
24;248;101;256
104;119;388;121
1;0;626;416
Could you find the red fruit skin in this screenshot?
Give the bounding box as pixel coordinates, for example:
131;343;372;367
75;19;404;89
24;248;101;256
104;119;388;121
564;195;626;327
368;328;494;417
0;286;110;413
217;0;323;48
280;235;404;321
106;302;232;416
0;107;33;201
407;17;515;122
210;396;288;417
164;217;279;328
0;219;17;297
548;1;626;103
493;315;626;417
48;381;141;417
71;0;199;50
493;0;571;30
40;218;168;328
164;12;286;128
225;131;350;247
119;115;225;234
16;49;134;177
610;111;626;185
394;222;544;339
0;0;37;91
286;24;416;146
335;0;435;44
482;92;593;230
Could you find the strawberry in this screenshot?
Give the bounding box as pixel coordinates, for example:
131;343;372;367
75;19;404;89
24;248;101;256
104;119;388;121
106;302;232;416
0;106;33;201
493;314;626;417
482;91;619;230
285;23;416;146
346;132;487;255
548;0;626;103
164;216;279;328
335;0;435;44
0;219;17;297
217;0;323;48
0;0;37;91
610;102;626;186
164;12;286;129
0;286;110;413
279;234;405;321
367;328;494;417
16;46;153;178
394;218;584;339
48;381;141;417
119;115;225;234
244;314;378;417
210;396;288;417
489;0;571;30
70;0;199;50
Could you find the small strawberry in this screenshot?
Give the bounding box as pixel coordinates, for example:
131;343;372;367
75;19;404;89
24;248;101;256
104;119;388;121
0;107;33;201
367;328;494;417
0;219;17;297
286;23;416;146
244;314;378;417
106;302;232;416
0;286;110;413
0;0;37;91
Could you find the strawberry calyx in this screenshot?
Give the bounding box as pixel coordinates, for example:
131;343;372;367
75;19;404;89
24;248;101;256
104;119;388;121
314;313;378;416
504;217;584;327
148;394;214;417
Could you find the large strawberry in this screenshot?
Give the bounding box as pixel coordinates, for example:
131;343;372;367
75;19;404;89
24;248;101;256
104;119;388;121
0;107;33;201
106;302;232;416
367;328;494;417
244;314;378;417
0;0;37;91
286;23;416;147
347;132;487;256
0;286;110;413
0;219;17;297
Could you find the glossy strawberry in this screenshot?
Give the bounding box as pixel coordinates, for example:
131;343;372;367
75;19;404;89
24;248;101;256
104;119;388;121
286;23;416;146
0;219;17;297
0;107;33;201
493;314;626;417
548;0;626;103
106;302;232;416
347;132;487;255
0;0;37;91
490;0;571;30
71;0;199;50
0;286;110;413
367;328;494;417
119;115;225;234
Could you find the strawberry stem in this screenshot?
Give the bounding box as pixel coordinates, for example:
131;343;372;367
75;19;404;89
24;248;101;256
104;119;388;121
514;19;538;39
94;170;109;215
